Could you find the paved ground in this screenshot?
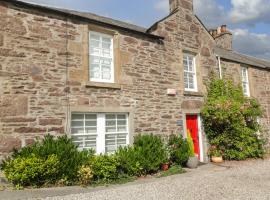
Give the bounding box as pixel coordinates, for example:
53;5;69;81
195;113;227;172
1;158;270;200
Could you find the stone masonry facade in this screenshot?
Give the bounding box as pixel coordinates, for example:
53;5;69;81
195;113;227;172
0;0;269;160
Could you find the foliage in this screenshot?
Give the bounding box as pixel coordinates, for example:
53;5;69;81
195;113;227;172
157;165;184;178
187;130;195;157
1;135;94;185
202;78;265;160
168;134;190;165
115;146;143;176
208;146;224;157
133;134;167;174
91;155;120;182
77;165;94;186
3;154;59;187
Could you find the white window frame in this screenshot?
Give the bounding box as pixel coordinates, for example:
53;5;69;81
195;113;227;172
89;31;114;83
241;67;250;97
71;113;129;154
183;54;198;92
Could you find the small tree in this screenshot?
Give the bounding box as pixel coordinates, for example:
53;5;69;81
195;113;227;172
202;78;265;160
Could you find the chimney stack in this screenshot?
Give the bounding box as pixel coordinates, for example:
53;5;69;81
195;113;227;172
169;0;193;12
209;25;232;50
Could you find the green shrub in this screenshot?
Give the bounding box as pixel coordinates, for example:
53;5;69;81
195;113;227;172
202;78;265;160
3;154;59;187
168;134;189;165
77;165;94;186
187;130;195;157
91;155;120;182
133;134;167;174
115;146;143;176
1;135;93;185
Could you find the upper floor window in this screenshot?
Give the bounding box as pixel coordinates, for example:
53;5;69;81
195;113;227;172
89;31;114;83
71;113;129;154
241;67;250;97
183;54;197;92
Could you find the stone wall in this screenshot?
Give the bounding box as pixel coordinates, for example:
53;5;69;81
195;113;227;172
0;1;218;159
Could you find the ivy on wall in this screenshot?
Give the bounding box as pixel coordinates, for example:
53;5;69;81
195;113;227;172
202;78;265;160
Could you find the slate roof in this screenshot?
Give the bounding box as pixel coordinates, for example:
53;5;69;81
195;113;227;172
3;0;270;69
215;47;270;69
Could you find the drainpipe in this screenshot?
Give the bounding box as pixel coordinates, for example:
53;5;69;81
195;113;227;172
217;55;222;79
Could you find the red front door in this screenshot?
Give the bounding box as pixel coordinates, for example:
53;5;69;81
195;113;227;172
186;115;200;159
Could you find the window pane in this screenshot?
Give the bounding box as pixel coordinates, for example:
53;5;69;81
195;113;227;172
85;114;97;120
105;133;127;153
71;121;84;127
85;121;97;127
102;37;111;43
85;127;97;134
106;120;116;126
71;113;97;151
71;128;84;134
106;127;116;133
72;114;84;120
106;114;116;120
90;33;100;41
117;120;127;126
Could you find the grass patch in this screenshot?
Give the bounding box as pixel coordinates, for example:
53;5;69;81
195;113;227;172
90;175;136;187
156;165;185;178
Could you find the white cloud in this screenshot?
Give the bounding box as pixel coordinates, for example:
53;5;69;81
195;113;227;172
230;0;270;24
155;0;169;14
233;29;270;59
194;0;227;27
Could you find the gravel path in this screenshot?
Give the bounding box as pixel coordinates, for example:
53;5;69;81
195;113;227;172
1;159;269;200
42;159;270;200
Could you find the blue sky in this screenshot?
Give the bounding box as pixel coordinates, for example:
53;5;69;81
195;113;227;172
25;0;270;60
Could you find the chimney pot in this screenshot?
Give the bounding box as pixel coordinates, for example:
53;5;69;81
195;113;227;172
221;25;227;33
217;27;221;35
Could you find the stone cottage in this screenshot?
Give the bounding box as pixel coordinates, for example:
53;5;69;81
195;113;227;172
0;0;269;162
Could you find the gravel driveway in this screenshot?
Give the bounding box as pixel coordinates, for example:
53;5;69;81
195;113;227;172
1;158;270;200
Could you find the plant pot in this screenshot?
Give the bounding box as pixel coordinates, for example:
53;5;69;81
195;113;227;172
211;156;223;163
161;163;170;171
186;156;199;169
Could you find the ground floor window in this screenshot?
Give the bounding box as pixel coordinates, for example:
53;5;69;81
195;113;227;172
71;113;129;154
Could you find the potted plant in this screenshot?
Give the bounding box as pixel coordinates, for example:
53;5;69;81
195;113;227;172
208;145;224;163
186;130;199;169
161;145;170;171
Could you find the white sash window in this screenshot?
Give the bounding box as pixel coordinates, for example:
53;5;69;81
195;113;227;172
183;54;197;92
242;67;250;97
71;113;129;154
89;31;114;83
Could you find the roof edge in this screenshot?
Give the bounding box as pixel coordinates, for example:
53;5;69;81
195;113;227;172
2;0;164;40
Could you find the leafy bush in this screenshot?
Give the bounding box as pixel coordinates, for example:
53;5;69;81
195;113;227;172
202;79;265;160
77;165;93;186
168;134;189;165
187;130;195;157
91;155;120;182
115;146;143;176
3;154;59;187
1;135;93;185
133;134;167;174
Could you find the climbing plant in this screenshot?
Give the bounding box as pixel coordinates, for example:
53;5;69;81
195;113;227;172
202;78;266;160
